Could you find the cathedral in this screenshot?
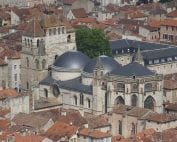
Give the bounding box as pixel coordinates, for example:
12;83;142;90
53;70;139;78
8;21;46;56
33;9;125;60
20;10;164;115
33;50;163;114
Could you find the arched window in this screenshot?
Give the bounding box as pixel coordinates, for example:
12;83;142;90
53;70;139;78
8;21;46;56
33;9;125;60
30;39;32;46
144;96;155;110
58;28;60;34
118;120;122;135
67;35;71;43
44;88;48;98
42;59;46;69
62;27;65;34
73;96;77;105
37;39;40;48
115;96;125;105
26;57;29;67
25;38;27;45
86;98;91;108
35;59;39;69
131;94;138;107
80;93;84;105
53;28;56;35
55;55;58;60
28;39;30;46
26;82;29;90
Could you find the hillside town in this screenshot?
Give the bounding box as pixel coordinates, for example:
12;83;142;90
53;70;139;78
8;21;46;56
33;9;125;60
0;0;177;141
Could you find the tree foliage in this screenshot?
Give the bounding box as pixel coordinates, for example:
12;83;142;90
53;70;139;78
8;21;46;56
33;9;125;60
159;0;173;3
76;28;112;58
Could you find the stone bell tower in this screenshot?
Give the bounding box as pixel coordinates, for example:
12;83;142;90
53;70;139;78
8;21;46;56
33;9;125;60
21;19;48;91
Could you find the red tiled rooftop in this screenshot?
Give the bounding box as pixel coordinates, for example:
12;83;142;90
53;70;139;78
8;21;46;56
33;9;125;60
78;128;111;139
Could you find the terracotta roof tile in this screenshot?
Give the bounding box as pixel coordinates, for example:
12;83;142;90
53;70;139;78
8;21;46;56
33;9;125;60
14;134;46;142
78;128;111;139
46;122;79;141
161;19;177;27
167;10;177;17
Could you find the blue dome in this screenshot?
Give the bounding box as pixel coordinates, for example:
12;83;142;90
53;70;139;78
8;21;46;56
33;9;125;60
83;55;121;74
53;51;90;70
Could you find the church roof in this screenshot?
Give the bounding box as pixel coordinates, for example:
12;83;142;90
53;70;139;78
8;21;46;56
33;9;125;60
53;51;90;70
23;20;45;37
83;55;121;74
57;77;92;94
40;76;92;94
111;62;155;77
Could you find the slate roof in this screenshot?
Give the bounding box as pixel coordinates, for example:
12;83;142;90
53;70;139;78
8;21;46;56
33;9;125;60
111;62;155;77
142;47;177;60
110;39;174;52
39;74;55;86
56;77;93;94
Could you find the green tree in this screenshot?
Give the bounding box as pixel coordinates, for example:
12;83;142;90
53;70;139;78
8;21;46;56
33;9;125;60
159;0;173;3
76;28;112;58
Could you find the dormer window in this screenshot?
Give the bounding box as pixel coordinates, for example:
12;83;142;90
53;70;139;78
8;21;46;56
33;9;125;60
161;58;165;63
167;57;172;62
154;59;159;64
149;60;152;64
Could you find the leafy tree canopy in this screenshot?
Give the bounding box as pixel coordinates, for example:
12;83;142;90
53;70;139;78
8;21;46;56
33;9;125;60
76;28;112;58
159;0;173;3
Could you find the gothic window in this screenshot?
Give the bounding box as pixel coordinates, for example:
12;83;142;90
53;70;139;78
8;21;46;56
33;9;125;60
115;96;125;105
44;88;48;98
58;28;60;34
144;96;155;110
35;59;39;69
42;59;46;69
26;57;29;67
53;28;56;35
73;96;77;105
62;27;65;34
87;98;91;108
145;83;152;92
37;39;40;48
52;84;60;97
80;93;84;105
2;80;6;89
131;94;138;107
118;120;122;135
67;35;71;43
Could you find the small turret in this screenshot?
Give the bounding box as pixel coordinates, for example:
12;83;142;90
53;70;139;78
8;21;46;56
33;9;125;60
134;46;144;65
